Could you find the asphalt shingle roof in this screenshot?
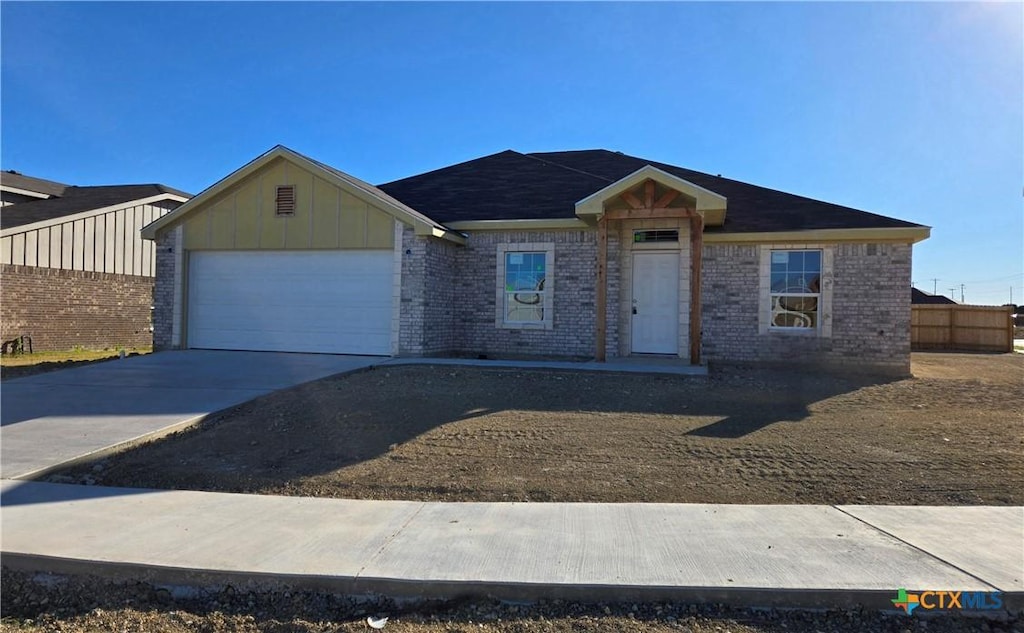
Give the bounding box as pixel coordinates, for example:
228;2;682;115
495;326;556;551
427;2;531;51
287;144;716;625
1;184;190;230
378;149;925;233
911;288;957;305
0;171;68;197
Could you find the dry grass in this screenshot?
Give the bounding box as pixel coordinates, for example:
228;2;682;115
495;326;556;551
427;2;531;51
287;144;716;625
0;348;151;380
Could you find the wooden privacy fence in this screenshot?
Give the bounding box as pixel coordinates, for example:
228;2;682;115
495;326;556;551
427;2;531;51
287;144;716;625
911;304;1014;352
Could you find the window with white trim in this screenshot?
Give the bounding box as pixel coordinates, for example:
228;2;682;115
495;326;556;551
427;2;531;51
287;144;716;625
769;249;822;329
496;243;554;329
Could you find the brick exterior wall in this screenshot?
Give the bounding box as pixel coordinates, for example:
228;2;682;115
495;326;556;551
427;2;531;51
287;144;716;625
149;219;913;373
1;264;154;351
702;242;912;375
152;229;179;350
831;242;913;372
399;227;460;355
455;230;603;359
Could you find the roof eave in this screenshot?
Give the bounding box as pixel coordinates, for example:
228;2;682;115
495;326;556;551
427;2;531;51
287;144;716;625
0;186;53;200
703;226;931;244
445;218;589;231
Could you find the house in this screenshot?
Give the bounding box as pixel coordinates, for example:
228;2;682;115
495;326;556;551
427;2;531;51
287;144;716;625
1;172;190;351
0;170;68;207
911;287;957;305
141;146;930;375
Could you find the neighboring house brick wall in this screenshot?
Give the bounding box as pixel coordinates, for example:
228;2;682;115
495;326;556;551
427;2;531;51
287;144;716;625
1;264;153;351
701;242;912;375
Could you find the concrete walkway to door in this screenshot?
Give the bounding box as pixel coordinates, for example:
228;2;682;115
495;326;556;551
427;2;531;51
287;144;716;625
0;350;380;480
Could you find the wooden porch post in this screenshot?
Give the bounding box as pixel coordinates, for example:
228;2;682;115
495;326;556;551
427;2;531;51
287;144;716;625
689;213;704;365
596;216;608;361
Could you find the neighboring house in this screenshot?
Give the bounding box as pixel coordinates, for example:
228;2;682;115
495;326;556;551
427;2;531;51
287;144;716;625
1;173;190;351
911;288;957;305
0;170;68;207
142;146;930;375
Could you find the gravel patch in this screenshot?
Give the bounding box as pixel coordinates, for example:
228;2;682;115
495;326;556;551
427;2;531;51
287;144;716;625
1;568;1018;633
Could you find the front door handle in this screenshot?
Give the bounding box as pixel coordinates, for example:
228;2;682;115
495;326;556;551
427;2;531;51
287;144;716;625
632;306;638;315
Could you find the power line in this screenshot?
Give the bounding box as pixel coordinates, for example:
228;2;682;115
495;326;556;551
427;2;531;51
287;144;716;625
954;272;1023;284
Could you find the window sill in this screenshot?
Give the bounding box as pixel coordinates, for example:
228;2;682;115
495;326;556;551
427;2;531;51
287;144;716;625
500;321;553;331
766;327;821;337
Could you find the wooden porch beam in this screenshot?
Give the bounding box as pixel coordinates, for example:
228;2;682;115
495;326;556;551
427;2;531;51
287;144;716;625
644;179;655;208
596;216;608;362
689;213;704;365
620;191;644;209
654;189;681;208
602;207;697;221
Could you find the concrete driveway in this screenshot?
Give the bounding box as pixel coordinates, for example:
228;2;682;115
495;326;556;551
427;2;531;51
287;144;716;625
0;350;380;479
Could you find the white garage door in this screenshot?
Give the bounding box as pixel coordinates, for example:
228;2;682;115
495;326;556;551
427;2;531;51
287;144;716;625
187;250;394;355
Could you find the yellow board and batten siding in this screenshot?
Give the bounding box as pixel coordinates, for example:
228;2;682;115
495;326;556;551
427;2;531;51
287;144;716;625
181;157;395;251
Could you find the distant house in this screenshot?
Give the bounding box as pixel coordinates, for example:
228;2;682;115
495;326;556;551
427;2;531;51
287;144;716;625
0;171;68;207
0;171;190;351
911;288;957;305
143;145;931;376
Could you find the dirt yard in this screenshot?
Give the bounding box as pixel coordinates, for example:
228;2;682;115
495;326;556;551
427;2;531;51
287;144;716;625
53;352;1024;505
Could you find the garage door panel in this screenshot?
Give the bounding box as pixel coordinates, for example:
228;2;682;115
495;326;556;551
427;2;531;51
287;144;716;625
188;251;394;355
187;327;392;356
194;307;387;332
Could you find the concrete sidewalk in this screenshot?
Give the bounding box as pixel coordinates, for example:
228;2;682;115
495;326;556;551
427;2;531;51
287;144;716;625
2;481;1020;611
0;351;380;480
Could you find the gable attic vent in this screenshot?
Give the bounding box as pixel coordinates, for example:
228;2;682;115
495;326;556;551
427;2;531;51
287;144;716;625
275;185;296;216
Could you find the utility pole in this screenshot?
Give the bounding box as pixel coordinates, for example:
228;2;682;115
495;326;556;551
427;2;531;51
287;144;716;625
949;288;957;302
960;284;965;303
931;278;940;295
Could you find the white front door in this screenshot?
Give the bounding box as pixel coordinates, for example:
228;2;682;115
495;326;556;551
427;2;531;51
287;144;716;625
631;251;679;354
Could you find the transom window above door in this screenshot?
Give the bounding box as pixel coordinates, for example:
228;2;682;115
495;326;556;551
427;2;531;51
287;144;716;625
634;229;679;243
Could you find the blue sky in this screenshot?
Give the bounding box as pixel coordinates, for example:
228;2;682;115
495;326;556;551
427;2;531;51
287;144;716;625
2;2;1021;305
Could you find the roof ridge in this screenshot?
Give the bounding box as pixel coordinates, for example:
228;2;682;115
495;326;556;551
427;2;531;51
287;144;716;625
523;152;616;184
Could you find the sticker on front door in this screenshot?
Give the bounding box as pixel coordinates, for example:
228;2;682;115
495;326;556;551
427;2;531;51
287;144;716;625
631;252;679;354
